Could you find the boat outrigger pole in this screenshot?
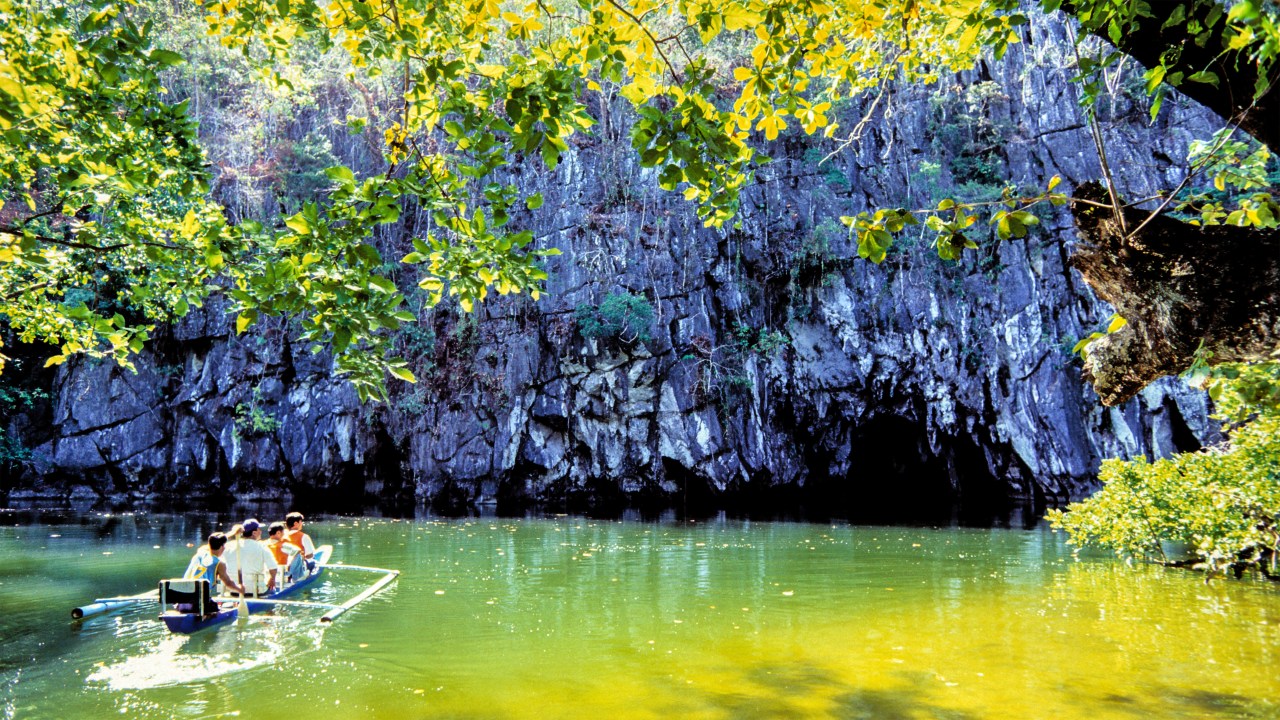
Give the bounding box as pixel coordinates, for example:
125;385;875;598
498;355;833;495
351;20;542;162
72;589;159;619
320;564;400;624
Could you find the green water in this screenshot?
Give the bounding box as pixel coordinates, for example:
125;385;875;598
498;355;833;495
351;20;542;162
1;511;1278;719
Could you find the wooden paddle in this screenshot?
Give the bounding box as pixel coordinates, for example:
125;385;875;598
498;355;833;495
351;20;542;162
233;526;249;625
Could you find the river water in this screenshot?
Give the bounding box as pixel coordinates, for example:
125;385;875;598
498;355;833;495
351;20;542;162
1;510;1277;719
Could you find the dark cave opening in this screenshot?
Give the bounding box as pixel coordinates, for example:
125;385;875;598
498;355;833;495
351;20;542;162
805;415;1012;526
1166;398;1203;454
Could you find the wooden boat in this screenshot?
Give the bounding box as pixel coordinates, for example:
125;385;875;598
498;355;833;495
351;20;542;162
159;545;334;634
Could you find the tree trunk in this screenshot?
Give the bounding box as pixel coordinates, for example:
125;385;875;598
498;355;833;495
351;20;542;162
1065;0;1278;152
1070;181;1280;406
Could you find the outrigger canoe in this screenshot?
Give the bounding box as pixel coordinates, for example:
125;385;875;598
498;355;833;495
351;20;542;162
159;545;334;634
72;545;399;630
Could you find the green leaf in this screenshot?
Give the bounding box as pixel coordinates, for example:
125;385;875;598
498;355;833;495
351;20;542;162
285;213;311;235
1187;70;1220;87
541;139;561;169
325;165;355;184
526;193;544;210
149;49;185;67
236;310;258;335
369;276;397;294
389;366;417;383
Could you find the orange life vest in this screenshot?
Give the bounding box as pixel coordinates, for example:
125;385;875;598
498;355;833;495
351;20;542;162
265;538;289;565
283;529;312;556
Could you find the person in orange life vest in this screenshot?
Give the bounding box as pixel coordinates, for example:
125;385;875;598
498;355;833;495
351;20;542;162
264;521;290;568
183;532;245;596
283;512;316;576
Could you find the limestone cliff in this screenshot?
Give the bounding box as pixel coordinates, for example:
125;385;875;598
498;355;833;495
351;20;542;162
1;17;1220;514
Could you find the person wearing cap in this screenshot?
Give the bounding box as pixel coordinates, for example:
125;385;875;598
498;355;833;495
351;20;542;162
283;512;317;577
222;519;277;595
183;532;245;596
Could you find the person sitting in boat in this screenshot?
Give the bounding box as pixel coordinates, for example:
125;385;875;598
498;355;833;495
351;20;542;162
222;519;277;596
183;532;245;597
283;512;317;575
264;521;291;582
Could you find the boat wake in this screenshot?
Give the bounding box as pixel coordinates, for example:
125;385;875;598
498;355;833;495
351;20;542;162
87;620;323;690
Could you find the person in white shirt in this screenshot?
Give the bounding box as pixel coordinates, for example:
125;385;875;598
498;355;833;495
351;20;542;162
222;519;278;596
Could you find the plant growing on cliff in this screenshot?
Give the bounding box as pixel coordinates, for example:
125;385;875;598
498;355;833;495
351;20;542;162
790;219;847;290
682;323;787;414
733;323;788;356
1048;362;1280;578
234;387;282;437
576;292;654;344
0;381;48;469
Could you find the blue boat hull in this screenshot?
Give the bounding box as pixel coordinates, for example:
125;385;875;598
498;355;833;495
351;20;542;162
161;546;332;634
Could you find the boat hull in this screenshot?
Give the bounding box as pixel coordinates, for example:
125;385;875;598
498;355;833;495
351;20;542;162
161;545;333;634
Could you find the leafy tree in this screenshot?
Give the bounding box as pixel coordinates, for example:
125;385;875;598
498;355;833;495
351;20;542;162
1;0;447;399
1048;363;1280;577
0;0;222;376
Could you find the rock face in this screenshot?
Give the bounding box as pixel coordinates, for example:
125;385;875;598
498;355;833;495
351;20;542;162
2;18;1221;514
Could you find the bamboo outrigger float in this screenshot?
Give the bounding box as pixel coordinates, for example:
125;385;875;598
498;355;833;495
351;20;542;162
71;545;400;633
71;589;160;619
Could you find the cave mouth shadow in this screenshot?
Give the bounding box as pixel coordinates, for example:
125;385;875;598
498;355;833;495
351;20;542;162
802;415;1025;528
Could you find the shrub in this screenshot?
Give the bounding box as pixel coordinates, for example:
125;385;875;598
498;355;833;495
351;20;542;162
1048;362;1280;576
234;387;282;437
575;292;654;343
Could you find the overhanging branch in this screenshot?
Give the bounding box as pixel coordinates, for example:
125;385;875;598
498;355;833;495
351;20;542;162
1069;181;1280;405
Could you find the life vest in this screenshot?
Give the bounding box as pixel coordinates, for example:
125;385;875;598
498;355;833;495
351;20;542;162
283;529;312;555
265;538;289;565
184;548;220;583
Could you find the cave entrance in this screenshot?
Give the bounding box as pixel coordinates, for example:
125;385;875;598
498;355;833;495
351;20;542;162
808;415;1008;525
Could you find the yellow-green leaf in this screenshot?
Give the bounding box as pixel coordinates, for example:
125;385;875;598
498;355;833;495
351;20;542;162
390;366;417;383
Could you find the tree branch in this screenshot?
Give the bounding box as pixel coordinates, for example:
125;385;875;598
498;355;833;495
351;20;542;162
1062;0;1278;152
1070;181;1280;406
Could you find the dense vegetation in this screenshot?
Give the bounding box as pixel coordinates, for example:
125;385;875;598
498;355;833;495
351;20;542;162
1049;364;1280;577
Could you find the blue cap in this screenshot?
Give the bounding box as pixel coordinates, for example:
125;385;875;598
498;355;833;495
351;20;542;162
242;519;261;534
